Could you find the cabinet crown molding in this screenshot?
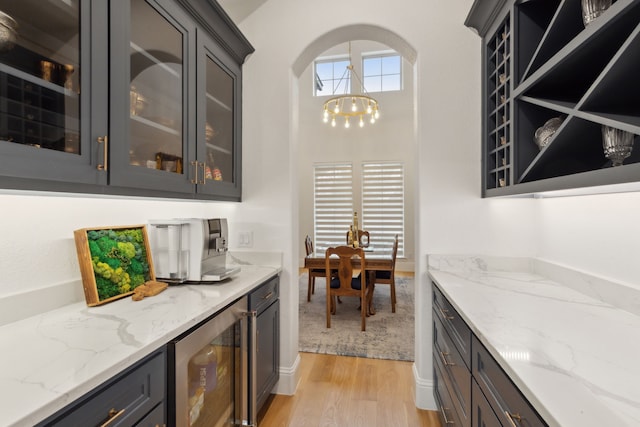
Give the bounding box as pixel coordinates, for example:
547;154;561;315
465;0;510;37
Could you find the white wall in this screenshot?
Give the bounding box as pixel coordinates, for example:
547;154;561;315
536;192;640;289
0;193;241;299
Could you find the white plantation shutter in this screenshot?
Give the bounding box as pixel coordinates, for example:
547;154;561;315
361;162;404;257
313;163;353;251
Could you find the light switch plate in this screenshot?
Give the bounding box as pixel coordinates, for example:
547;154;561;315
238;231;253;248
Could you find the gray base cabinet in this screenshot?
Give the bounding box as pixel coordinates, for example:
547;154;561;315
36;274;281;427
432;282;548;427
249;274;280;414
36;349;166;427
467;0;640;197
433;285;471;427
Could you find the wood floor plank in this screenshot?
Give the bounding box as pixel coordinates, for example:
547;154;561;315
258;352;442;427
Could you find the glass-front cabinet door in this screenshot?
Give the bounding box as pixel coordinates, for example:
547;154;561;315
0;0;250;199
197;31;242;200
109;0;196;194
0;0;106;187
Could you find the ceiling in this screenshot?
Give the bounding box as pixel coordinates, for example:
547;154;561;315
217;0;268;24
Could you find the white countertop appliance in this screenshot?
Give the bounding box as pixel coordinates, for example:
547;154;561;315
148;218;240;283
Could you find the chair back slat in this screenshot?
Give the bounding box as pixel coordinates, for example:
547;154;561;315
325;245;369;330
305;235;314;256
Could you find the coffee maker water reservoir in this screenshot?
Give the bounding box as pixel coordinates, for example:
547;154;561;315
148;220;190;283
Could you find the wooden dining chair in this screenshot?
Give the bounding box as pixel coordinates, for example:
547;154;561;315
304;235;326;302
325;245;371;331
345;229;370;248
374;234;399;312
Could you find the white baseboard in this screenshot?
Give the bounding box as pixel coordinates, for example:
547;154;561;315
272;353;301;396
413;363;437;410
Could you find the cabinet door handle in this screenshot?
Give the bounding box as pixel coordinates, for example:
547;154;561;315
100;408;125;427
504;411;523;427
97;135;108;171
439;307;454;320
439;351;455;367
199;162;206;185
262;291;274;300
440;405;455;424
190;160;198;184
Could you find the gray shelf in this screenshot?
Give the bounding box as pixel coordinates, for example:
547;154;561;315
471;0;640;197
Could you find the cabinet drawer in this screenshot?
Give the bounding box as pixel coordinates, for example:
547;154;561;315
432;282;472;368
472;379;502;427
249;274;279;313
40;349;166;427
472;336;547;427
135;401;165;427
434;362;465;427
433;314;471;426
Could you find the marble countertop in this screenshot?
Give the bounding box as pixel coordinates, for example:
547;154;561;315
427;255;640;427
0;252;281;427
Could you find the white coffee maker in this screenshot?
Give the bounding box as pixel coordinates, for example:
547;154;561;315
148;218;239;283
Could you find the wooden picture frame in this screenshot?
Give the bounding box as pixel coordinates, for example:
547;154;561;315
74;225;156;306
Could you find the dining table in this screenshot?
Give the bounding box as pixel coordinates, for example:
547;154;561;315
304;248;394;315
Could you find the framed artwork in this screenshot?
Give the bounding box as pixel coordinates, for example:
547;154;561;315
74;225;156;306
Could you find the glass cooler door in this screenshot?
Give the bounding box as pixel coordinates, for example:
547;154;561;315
170;296;250;427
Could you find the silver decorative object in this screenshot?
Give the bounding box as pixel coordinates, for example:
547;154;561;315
0;11;17;52
534;117;564;150
581;0;612;27
602;125;635;167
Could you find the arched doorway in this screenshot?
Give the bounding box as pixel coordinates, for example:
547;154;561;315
292;23;419;359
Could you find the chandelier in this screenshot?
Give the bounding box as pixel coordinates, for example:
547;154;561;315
322;42;380;129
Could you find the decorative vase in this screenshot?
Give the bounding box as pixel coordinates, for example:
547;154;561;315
0;11;17;52
534;117;564;150
602;125;635;167
581;0;612;27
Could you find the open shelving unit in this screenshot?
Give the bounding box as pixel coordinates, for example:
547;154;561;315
473;0;640;197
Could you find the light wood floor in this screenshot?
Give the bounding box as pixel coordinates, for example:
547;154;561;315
257;352;442;427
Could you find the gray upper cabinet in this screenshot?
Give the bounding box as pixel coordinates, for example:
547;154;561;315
196;28;243;199
0;0;108;192
109;0;198;196
467;0;640;197
0;0;253;201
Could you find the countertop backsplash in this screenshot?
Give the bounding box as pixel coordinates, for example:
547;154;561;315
428;254;640;316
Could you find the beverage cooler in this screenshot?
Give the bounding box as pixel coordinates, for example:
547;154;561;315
168;296;257;427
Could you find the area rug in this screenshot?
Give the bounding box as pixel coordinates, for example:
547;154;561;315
298;273;415;361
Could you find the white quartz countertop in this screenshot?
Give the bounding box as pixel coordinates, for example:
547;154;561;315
0;253;281;427
427;255;640;427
